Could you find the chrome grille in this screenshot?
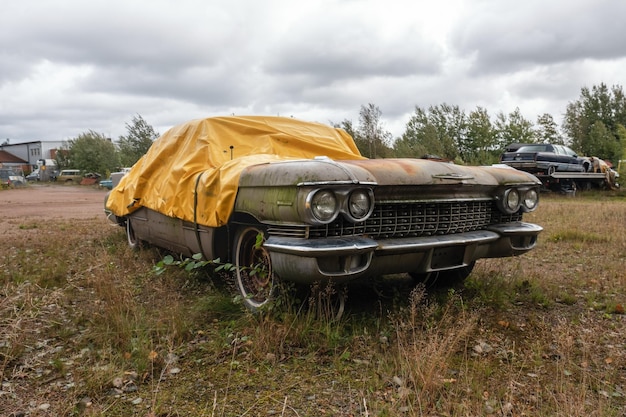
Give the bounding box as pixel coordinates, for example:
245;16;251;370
267;201;522;239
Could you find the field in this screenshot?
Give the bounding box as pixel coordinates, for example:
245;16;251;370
1;185;625;416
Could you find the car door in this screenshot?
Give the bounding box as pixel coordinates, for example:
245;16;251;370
557;146;583;172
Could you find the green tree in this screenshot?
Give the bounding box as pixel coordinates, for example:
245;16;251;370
117;114;159;167
617;124;626;178
396;106;440;158
358;103;392;158
535;113;563;144
464;107;497;164
426;104;464;160
587;121;621;161
67;131;120;174
563;83;625;161
392;135;422;158
494;108;535;150
396;104;464;160
618;124;626;158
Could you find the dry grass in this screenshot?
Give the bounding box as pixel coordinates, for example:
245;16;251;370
1;191;625;416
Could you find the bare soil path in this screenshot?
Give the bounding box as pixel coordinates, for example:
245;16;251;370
0;184;108;237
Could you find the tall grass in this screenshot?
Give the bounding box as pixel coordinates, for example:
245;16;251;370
1;192;625;415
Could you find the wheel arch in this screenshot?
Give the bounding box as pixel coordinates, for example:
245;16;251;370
227;211;265;259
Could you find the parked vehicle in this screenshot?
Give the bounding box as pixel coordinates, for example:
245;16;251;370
0;168;26;188
100;170;129;190
26;169;40;181
36;159;59;181
99;178;113;190
500;144;588;175
105;116;543;311
80;172;101;185
500;143;619;191
57;169;82;184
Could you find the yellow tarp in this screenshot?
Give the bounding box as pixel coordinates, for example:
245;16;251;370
106;116;365;227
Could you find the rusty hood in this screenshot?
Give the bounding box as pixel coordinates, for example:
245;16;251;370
238;158;541;188
338;159;541;186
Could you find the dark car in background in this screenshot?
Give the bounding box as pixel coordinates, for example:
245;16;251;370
500;144;589;175
0;168;26;188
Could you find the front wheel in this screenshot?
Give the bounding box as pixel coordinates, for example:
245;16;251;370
233;226;275;312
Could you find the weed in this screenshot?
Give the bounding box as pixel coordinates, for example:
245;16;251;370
386;285;478;414
548;229;611;243
18;222;38;230
463;270;515;309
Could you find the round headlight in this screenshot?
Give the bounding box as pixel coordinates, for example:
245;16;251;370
522;188;539;211
347;189;372;220
504;189;520;212
310;190;338;223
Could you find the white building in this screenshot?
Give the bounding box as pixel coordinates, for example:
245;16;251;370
0;140;64;170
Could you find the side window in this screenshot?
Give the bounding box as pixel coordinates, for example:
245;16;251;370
563;147;576;157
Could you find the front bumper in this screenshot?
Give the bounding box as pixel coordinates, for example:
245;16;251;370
264;222;543;284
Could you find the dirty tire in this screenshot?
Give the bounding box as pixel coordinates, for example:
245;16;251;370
233;226;275;312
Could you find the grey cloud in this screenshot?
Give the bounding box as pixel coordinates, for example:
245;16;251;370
1;0;625;142
263;20;443;80
450;0;626;73
78;64;256;108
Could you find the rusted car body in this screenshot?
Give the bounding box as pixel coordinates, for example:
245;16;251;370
105;116;542;311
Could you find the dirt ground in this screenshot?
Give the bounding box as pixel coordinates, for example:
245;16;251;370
0;184;108;237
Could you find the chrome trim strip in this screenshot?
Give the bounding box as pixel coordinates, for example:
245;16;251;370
375;230;500;254
264;236;378;256
486;222;544;235
298;180;378;186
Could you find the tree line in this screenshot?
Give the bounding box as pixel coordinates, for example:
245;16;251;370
57;115;159;176
341;83;625;166
59;83;625;175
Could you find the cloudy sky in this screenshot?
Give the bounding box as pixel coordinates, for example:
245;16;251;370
2;0;625;143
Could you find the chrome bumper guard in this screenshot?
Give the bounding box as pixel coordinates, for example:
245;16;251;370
264;222;543;282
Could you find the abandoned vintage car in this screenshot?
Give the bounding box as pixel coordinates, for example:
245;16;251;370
105;116;543;311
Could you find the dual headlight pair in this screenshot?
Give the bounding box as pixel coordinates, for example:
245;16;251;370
305;188;374;224
498;187;539;214
305;185;538;224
